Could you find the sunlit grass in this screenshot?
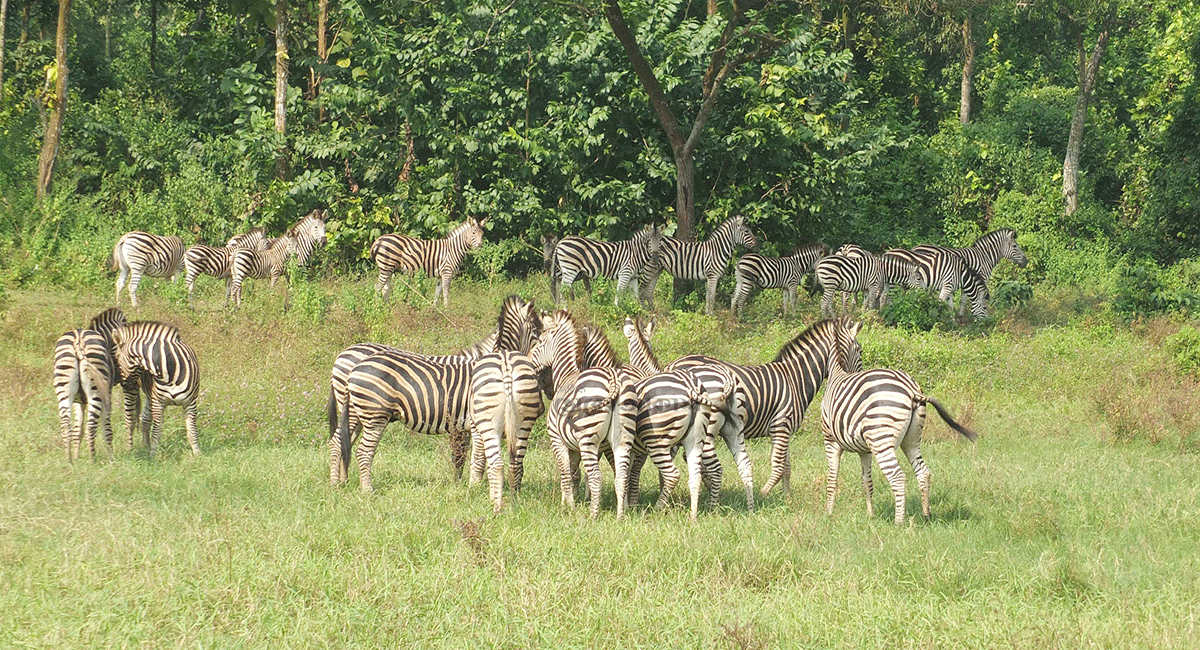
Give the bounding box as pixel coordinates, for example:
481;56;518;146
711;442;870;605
2;280;1199;647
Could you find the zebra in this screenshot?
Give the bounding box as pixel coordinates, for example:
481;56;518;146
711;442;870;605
53;307;128;461
543;316;659;517
112;231;186;308
331;295;540;491
370;216;487;306
912;228;1028;283
466;350;545;513
884;249;990;319
550;225;662;306
815;252;884;317
820;319;979;524
613;365;735;520
638;214;760;315
731;243;829;319
184;228;270;306
111;321;201;458
228;210;327;307
667;318;855;496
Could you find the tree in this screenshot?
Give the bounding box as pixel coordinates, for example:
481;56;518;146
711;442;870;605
274;0;288;179
0;0;9;103
602;0;785;240
35;0;71;202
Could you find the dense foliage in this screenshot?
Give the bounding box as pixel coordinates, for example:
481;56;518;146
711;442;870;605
0;0;1198;312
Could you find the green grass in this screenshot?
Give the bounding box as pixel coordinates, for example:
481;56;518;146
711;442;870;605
3;277;1200;648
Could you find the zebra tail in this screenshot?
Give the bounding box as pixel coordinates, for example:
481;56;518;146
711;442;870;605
504;372;518;461
549;248;561;303
327;384;338;451
922;396;978;442
338;390;354;476
110;239;121;272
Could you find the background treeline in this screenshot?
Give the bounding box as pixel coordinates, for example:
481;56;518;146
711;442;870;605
1;0;1198;314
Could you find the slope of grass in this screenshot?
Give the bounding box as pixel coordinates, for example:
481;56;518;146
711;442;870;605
2;278;1199;648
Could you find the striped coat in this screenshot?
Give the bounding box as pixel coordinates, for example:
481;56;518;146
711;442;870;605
370;217;486;306
112;231;186;308
112;321;201;458
731;243;829;318
229;210;327;307
639;215;760;314
184;228;269;305
551;225;662;306
820;320;978;524
54;328;116;461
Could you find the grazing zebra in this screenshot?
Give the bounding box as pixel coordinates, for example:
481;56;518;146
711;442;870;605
638;214;760;315
912;228;1028;282
668;318;856;496
613;366;735;520
370;216;487;306
820;319;978;524
543;316;659;517
111;321;201;458
815;252;884;317
184;228;270;306
731;243;829;319
228;210;327;307
330;295;539;490
885;249;990;319
876;254;928;305
551;225;662;306
112;231;186;308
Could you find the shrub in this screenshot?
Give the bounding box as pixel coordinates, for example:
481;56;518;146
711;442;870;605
880;289;955;331
1165;326;1200;378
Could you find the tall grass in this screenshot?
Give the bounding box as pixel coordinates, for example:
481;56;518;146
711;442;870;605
2;280;1199;648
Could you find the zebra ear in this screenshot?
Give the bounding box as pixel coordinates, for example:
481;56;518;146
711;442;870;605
848;320;863;339
643;317;655;337
477;215;490;228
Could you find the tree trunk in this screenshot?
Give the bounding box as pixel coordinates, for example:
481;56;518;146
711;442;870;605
707;0;717;16
36;0;71;203
149;0;157;74
274;0;289;179
0;0;9;104
675;150;696;241
1062;29;1109;215
313;0;327;122
959;12;974;126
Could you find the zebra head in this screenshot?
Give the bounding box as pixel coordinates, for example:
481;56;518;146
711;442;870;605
902;260;927;290
462;217;487;251
88;307;127;343
731;215;761;252
631;225;662;265
1000;228;1028;268
832;317;864;375
494;295;540;354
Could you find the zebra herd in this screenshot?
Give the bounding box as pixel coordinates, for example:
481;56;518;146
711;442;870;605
328;294;979;523
73;213;1016;523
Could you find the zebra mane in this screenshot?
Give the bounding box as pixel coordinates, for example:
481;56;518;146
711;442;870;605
494;295;538;353
114;320;183;344
580;324;621;368
625;316;660;372
975;228;1017;247
771;318;841;364
88;307;126;340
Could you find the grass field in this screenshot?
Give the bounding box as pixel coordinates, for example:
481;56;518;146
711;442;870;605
2;275;1199;648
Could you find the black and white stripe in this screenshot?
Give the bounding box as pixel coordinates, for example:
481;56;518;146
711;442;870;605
112;231;186;307
613;366;735;520
731;243;829;318
370;217;487;305
331;296;539;491
820;319;978;524
111;321;201;458
184;228;269;305
54;328;116;461
551;225;662;306
667;318;851;496
639;215;760;314
228;210;327;307
815;252;884;317
912;228;1028;282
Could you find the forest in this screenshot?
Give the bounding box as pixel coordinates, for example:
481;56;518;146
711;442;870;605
0;0;1198;313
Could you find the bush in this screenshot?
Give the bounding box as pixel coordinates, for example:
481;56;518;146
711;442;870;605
1112;258;1200;316
880;289;955;331
1165;326;1200;378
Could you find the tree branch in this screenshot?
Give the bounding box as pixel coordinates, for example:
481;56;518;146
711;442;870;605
604;0;684;153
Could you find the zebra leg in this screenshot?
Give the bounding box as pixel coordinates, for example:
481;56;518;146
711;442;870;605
58;390;75;462
549;434;575;508
820;287;836;318
440;273;452;308
685;440;705;521
85;394;104;460
859;452;875;519
375;269;394;301
721;428;755;511
63;400;81;462
705;274;719;316
649;445;681;511
127;270;145;308
873;445;908;525
329;429;344;486
784;285;797;316
122;384;140;451
613;271;632;307
759;424;791;495
184;400;201;456
580;441;603;519
625;450;649;510
468;422;486;488
185;268;198;306
355;417;388;493
823;438;843;515
100;395;114;455
902;407;932;520
147;392;164;459
700;435;722;507
139;390;154;451
449;427;470;482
